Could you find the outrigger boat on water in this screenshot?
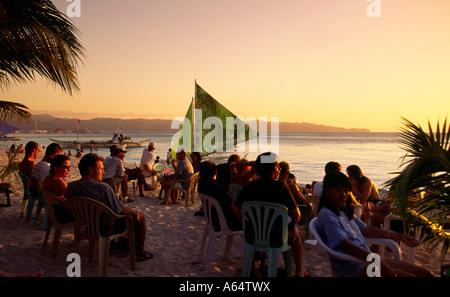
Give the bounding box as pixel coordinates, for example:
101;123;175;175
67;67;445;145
49;128;151;149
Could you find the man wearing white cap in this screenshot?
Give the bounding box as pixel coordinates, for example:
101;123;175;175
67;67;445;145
140;141;157;181
160;147;194;204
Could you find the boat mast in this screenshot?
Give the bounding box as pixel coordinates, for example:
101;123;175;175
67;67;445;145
76;119;79;143
192;79;197;153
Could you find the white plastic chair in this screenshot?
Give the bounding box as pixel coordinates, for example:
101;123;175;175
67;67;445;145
152;163;170;195
309;217;402;276
382;213;435;264
66;197;136;277
41;189;76;257
196;194;243;271
241;201;292;277
167;172;200;207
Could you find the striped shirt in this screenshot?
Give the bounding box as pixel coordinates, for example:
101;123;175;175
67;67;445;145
103;156;125;178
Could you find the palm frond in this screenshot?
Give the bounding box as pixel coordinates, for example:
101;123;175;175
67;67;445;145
0;100;31;122
385;116;450;259
0;0;85;95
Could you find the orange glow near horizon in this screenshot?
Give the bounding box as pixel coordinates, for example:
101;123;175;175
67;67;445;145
1;0;449;132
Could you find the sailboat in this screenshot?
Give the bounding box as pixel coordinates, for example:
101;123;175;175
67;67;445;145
171;81;258;162
0;122;22;141
50;122;151;149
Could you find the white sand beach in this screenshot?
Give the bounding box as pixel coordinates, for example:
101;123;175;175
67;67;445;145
0;151;447;278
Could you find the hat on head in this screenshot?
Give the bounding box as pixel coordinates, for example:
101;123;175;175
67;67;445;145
148;141;156;149
114;145;127;154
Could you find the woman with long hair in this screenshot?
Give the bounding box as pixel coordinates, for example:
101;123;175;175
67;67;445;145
346;165;382;206
316;171;433;277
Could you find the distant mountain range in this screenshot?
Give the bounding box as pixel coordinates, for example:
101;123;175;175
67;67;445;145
11;114;370;133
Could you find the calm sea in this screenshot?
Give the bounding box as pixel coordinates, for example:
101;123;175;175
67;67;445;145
4;131;406;189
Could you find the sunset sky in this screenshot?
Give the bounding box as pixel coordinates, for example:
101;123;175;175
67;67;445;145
2;0;449;132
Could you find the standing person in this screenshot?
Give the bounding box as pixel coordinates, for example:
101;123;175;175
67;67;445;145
31;143;63;184
19;141;40;198
316;171;433;277
66;153;153;262
160;148;194;205
233;152;307;277
346;165;382;206
166;148;172;166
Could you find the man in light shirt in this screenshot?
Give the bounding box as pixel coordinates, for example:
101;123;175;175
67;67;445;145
140;141;157;178
31;143;63;184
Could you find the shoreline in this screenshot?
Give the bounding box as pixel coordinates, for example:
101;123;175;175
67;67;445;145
0;150;447;277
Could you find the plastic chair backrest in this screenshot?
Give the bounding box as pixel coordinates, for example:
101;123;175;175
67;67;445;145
309;217;364;263
309;217;402;263
65;196;136;276
102;177;118;194
19;172;30;197
241;201;290;251
41;189;64;223
353;204;363;219
188;172;200;191
31;177;44;200
66;196;126;241
199;193;232;233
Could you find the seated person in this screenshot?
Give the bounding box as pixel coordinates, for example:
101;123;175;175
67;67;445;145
316;171;433;277
104;145;152;199
66;153;153;262
198;161;242;231
160;148;194;204
42;155;74;223
278;161;308;205
233;152;305;277
229;159;256;187
31;143;63;183
216;154;241;188
19;141;40;198
103;146;131;200
190;152;202;173
140;142;158;181
347;165;382;206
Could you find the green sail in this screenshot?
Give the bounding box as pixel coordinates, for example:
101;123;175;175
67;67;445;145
171;82;258;158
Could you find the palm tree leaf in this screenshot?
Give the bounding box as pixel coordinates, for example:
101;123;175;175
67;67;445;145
386;116;450;259
0;100;31;122
0;0;85;95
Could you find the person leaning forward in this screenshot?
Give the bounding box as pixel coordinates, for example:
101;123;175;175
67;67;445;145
233;152;308;277
160;148;194;205
66;153;153;262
